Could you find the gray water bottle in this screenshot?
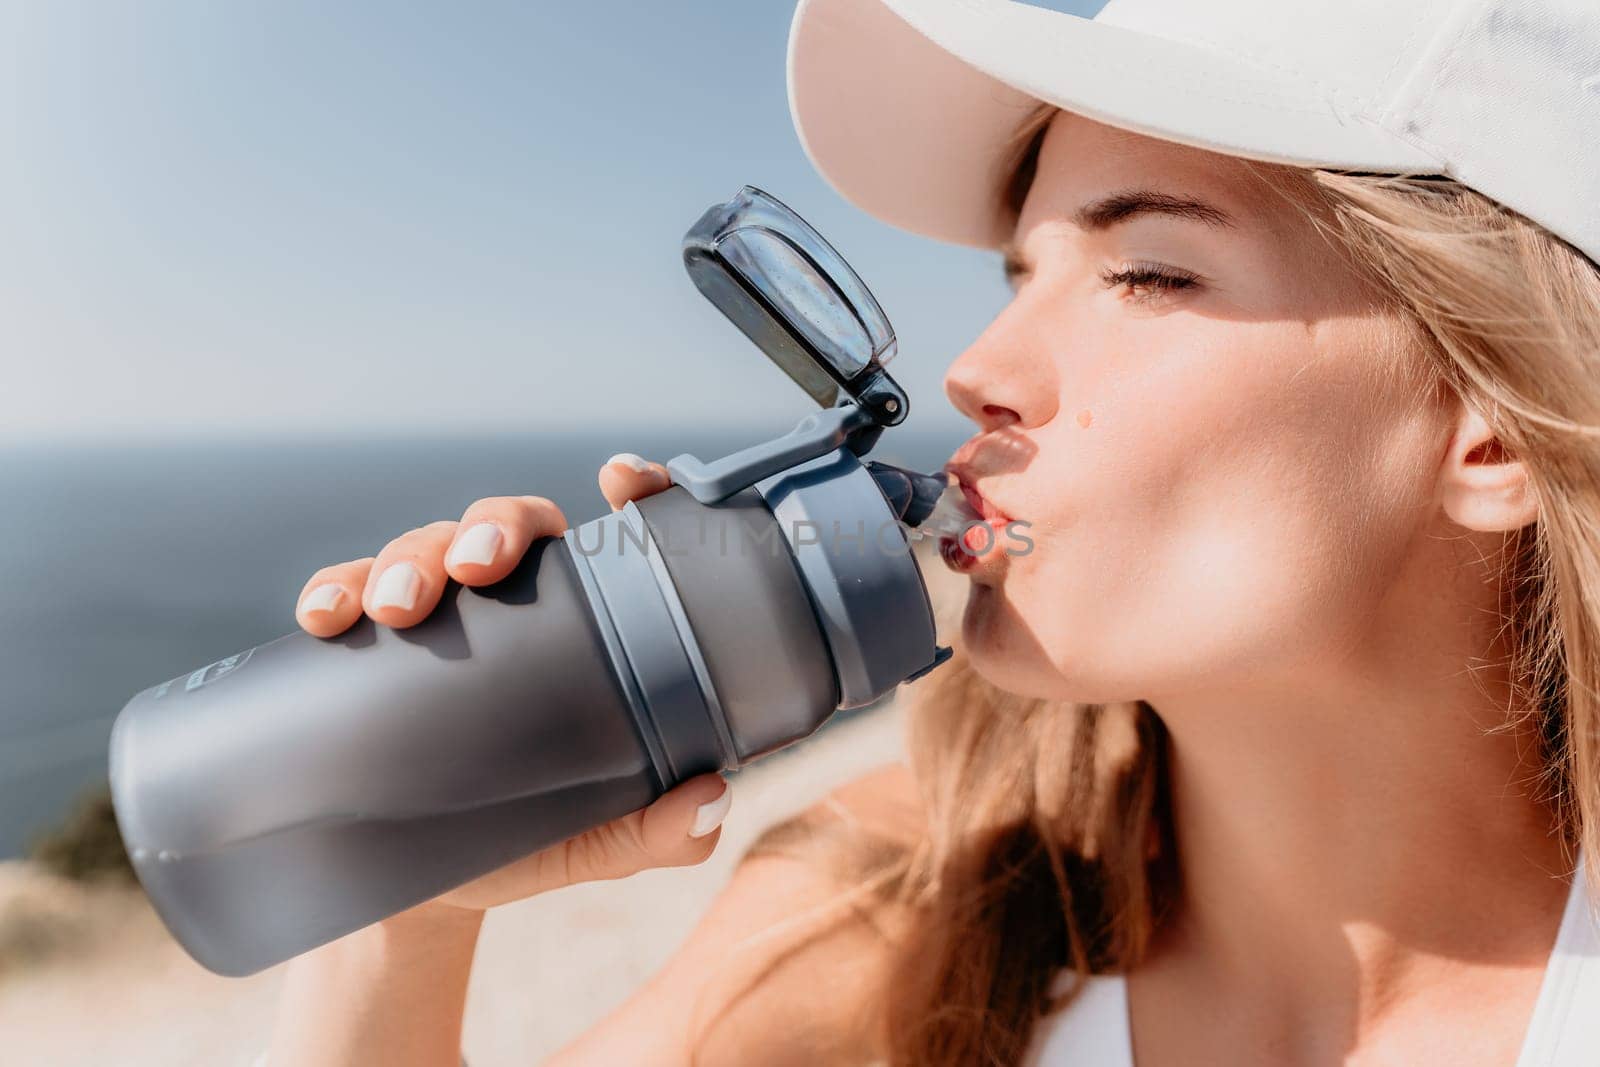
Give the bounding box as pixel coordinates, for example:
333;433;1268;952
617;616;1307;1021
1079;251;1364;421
107;187;962;977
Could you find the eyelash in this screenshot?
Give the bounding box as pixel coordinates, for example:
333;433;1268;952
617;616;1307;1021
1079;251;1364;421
1099;261;1200;304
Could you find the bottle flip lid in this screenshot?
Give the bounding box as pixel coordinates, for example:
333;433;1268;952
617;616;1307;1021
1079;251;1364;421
682;185;908;427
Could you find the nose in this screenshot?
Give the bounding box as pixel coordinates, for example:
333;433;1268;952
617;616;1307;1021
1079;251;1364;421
943;295;1061;431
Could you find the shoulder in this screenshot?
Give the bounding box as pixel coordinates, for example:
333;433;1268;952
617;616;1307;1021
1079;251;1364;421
547;762;921;1067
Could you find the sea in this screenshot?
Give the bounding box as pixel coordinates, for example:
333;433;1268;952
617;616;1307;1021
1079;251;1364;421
0;427;959;857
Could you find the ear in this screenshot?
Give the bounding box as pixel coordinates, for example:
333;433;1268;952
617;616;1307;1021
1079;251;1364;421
1439;403;1539;532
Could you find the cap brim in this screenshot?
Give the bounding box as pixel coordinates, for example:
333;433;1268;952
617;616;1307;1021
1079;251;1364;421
787;0;1442;250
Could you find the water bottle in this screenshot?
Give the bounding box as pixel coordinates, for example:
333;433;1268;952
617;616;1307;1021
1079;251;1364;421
107;187;973;977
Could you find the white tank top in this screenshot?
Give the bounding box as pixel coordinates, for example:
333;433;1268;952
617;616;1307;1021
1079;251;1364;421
1025;858;1600;1066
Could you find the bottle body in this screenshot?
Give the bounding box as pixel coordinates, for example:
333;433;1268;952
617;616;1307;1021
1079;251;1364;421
110;453;943;977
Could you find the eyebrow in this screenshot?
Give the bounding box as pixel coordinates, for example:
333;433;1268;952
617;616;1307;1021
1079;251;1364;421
1001;189;1237;284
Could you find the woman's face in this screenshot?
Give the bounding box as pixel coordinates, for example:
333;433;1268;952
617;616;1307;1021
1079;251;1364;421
942;110;1454;704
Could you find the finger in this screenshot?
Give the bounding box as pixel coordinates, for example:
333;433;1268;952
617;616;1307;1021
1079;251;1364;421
295;557;376;638
598;453;672;512
560;773;731;884
443;495;567;587
361;520;458;630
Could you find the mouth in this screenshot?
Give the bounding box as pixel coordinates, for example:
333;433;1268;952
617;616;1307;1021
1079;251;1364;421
943;463;1015;528
940;461;1020;573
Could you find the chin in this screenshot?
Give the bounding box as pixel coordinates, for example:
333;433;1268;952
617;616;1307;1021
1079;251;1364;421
960;585;1148;705
960;591;1076;702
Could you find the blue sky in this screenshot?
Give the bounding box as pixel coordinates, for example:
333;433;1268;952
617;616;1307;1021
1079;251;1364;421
0;0;1106;442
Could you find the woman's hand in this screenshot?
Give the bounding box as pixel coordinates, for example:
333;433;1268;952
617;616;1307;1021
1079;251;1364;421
265;454;733;1066
289;451;732;915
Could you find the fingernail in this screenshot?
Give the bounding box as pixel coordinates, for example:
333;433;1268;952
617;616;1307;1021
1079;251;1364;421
446;523;502;568
688;786;731;838
370;562;421;611
299;584;345;615
606;452;656;476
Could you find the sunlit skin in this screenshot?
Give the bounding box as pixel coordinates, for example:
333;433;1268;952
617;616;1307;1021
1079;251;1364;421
942;111;1463;706
274;111;1568;1067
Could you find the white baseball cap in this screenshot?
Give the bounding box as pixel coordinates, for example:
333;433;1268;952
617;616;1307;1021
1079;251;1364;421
786;0;1600;268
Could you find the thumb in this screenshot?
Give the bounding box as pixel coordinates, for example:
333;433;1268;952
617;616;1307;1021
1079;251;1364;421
562;774;731;884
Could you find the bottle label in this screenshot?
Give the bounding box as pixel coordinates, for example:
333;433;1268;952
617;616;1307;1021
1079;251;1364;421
152;647;257;700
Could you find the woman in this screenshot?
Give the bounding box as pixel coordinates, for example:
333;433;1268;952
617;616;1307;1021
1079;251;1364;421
265;1;1600;1063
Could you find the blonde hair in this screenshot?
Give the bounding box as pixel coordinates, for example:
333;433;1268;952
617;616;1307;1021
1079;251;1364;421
733;102;1600;1065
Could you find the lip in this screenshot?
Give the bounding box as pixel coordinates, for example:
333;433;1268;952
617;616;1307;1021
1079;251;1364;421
939;459;1021;574
943;462;1015;527
939;533;980;573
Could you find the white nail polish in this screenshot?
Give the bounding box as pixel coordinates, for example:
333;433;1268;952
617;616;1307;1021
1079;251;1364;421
299;584;345;615
446;523;502;568
688;787;731;838
370;562;421;611
606;452;655;475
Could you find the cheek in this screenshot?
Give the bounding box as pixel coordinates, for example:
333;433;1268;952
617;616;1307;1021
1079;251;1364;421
968;313;1444;700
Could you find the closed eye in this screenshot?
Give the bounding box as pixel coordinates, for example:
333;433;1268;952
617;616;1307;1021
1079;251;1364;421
1100;261;1200;305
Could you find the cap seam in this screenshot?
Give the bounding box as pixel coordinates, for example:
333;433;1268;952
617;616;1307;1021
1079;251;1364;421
1369;0;1451;106
1370;0;1496;136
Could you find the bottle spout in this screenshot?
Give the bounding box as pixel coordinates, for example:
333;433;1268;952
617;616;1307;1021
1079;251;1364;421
915;483;983;539
866;461;980;536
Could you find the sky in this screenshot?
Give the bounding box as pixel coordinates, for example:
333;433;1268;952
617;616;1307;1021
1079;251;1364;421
0;0;1106;443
